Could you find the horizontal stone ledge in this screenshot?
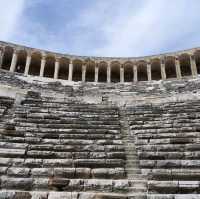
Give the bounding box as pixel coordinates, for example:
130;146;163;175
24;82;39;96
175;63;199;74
0;191;129;199
2;191;200;199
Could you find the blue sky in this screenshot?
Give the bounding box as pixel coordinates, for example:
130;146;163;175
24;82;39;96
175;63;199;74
1;0;200;57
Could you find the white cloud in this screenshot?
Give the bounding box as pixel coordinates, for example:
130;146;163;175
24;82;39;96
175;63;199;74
0;0;25;41
1;0;200;57
71;0;200;57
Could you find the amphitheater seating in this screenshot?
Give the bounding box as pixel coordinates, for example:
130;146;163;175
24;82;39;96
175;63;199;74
126;100;200;195
0;91;138;198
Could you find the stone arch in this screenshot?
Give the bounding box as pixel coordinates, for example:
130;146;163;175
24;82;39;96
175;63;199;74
151;58;161;80
194;50;200;74
111;61;120;83
137;60;148;81
29;51;42;76
179;53;191;77
2;46;14;70
72;59;82;82
98;61;107;82
44;55;55;78
16;50;27;74
165;56;176;79
86;60;95;82
58;57;69;80
124;61;133;82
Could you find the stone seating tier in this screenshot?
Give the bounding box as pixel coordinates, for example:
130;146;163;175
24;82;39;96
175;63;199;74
0;94;148;198
126;100;200;194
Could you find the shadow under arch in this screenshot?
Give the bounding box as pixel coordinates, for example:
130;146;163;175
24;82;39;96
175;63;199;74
165;56;176;79
124;61;133;82
111;61;120;83
151;58;161;80
16;50;27;74
137;60;148;81
29;51;42;76
2;46;14;71
194;50;200;74
59;57;69;80
44;55;55;78
72;59;83;82
179;53;191;77
98;61;107;83
85;60;95;82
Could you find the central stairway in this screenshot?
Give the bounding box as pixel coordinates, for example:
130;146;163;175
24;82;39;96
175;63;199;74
119;108;147;198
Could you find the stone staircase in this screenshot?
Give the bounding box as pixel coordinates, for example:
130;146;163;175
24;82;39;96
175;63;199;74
119;108;147;198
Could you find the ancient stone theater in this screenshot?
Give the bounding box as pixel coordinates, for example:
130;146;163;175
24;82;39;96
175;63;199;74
0;41;200;199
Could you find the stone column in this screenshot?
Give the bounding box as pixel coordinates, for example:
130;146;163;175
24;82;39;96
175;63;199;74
147;62;152;81
120;64;124;83
161;59;166;80
0;48;4;68
68;60;73;81
175;57;182;79
10;50;18;72
40;55;46;77
190;55;198;77
24;53;32;76
107;62;111;83
54;58;60;79
82;63;86;82
95;63;99;82
133;65;138;82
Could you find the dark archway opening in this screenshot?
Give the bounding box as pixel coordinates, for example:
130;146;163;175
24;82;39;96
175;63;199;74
29;52;41;76
137;61;148;81
124;62;133;82
98;62;107;82
86;61;95;82
151;59;161;80
16;50;27;74
58;57;69;80
44;56;55;78
111;62;120;83
194;50;200;74
72;60;82;82
2;46;14;70
165;57;177;79
179;54;191;77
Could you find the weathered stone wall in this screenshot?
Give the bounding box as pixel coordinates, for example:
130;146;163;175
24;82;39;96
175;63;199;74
0;41;200;84
0;70;200;198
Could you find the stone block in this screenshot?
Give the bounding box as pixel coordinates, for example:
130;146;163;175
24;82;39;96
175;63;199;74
75;168;91;178
7;167;30;177
31;168;53;177
1;177;33;190
32;178;49;190
31;192;48;199
48;178;70;191
84;179;113;192
54;168;75;178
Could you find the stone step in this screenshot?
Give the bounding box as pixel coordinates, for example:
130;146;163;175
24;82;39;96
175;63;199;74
128;187;147;193
127;174;147;180
126;154;139;158
0;191;152;199
126;169;141;174
126;160;140;164
15;118;120;125
0;167;125;179
0;176;143;192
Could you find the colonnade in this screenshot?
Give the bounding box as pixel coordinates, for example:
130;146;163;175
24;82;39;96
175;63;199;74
0;45;200;83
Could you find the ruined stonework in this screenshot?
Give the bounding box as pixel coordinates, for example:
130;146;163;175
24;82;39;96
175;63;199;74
0;42;200;198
